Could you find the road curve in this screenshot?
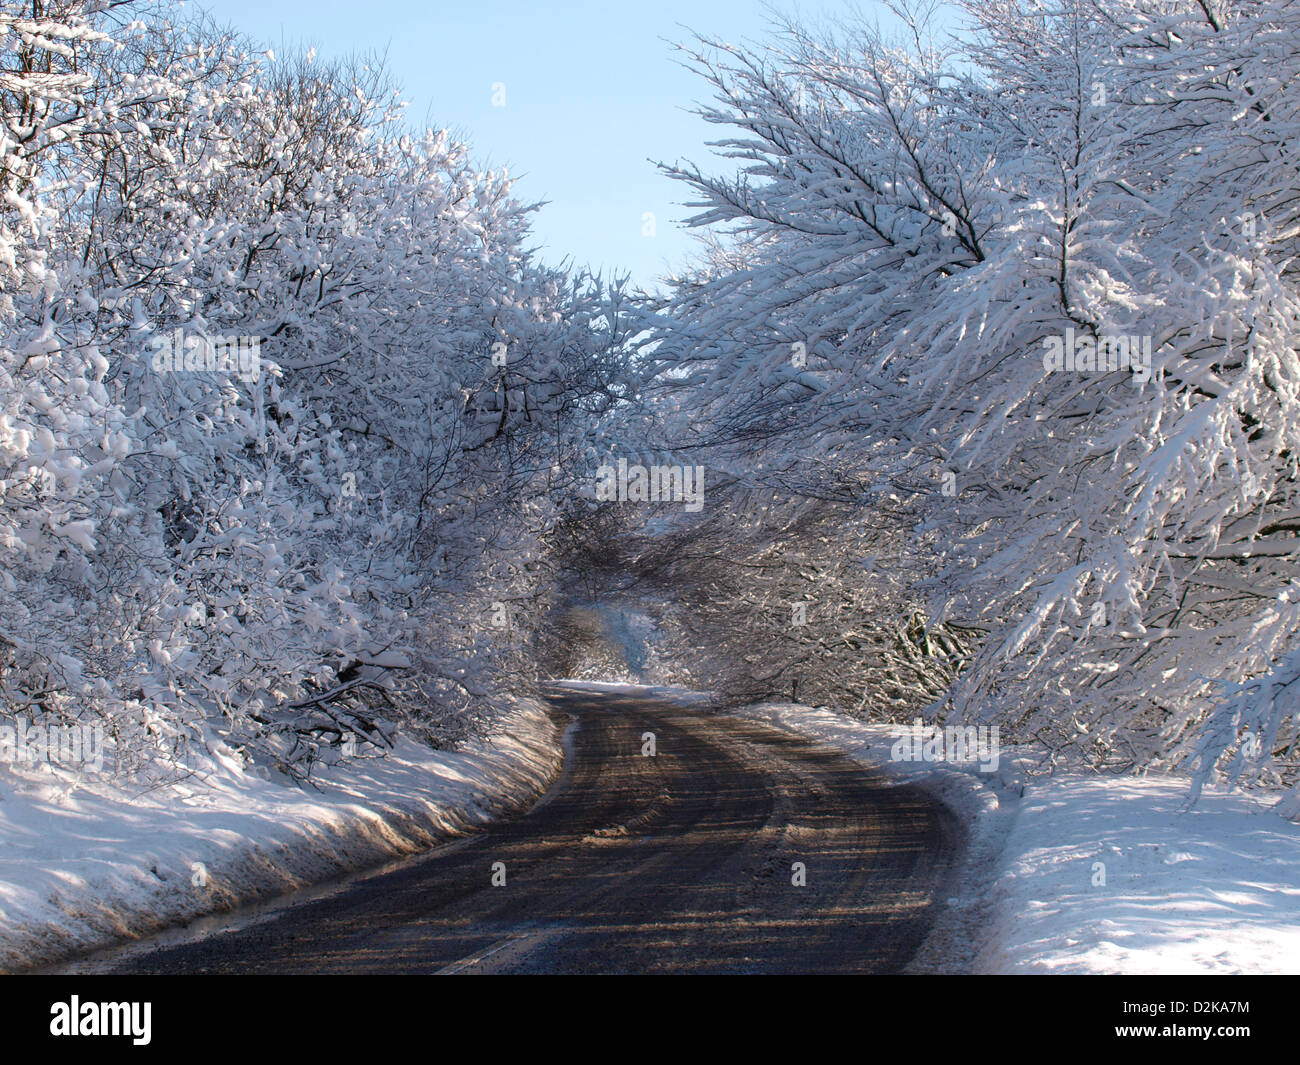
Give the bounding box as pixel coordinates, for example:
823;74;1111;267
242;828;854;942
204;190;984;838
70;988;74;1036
65;688;964;974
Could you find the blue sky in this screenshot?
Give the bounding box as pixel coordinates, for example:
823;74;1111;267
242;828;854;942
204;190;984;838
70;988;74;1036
200;0;902;292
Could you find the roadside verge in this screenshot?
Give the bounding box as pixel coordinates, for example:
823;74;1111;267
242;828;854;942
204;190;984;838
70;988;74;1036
1;698;562;973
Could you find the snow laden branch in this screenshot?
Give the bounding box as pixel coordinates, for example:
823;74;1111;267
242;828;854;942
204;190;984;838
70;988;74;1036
642;0;1300;810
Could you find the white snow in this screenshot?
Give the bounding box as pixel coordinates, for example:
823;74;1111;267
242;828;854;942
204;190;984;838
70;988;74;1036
7;681;1295;975
0;699;560;973
977;777;1300;974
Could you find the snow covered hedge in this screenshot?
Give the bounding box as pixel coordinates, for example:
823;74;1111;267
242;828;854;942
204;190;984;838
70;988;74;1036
0;0;630;782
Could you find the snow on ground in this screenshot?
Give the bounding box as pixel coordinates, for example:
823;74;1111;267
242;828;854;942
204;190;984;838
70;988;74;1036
978;777;1300;974
0;699;560;973
727;700;1300;975
5;680;1295;975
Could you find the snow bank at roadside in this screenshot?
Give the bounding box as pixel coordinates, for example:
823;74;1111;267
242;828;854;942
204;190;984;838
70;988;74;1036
976;776;1300;974
0;698;561;973
726;700;1300;975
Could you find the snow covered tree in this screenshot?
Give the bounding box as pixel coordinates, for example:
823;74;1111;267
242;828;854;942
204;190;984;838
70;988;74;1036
0;0;633;781
644;0;1300;810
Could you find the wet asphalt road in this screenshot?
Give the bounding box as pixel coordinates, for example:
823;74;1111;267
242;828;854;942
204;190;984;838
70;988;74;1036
61;688;963;974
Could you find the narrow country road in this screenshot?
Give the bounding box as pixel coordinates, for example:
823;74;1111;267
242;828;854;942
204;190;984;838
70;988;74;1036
60;688;964;974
